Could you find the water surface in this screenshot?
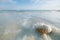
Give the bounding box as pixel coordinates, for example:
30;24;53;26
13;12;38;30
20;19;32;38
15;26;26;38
0;10;60;40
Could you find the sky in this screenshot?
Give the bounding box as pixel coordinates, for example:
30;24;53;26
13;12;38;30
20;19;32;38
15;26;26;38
0;0;60;10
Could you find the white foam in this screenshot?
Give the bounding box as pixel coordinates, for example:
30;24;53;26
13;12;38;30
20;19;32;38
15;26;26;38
42;34;52;40
23;35;36;40
52;26;60;34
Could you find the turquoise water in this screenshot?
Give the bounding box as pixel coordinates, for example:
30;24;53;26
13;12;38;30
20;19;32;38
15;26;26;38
0;10;60;40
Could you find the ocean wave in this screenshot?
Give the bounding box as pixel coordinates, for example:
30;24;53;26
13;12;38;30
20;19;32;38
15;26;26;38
0;13;60;40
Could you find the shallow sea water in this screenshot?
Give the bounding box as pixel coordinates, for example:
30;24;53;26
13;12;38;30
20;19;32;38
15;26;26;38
0;10;60;40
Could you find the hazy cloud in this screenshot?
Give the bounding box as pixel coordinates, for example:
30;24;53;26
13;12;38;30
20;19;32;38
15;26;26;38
0;0;60;10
